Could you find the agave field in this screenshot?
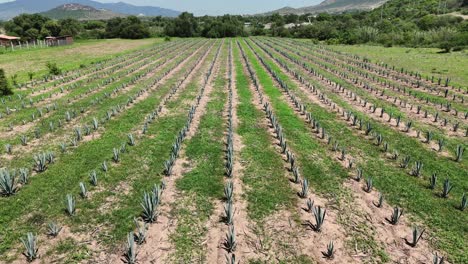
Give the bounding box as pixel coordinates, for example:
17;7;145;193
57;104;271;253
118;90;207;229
0;38;466;264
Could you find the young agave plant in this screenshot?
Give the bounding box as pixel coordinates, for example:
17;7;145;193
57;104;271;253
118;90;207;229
19;168;29;185
65;194;76;216
141;191;158;223
4;143;12;154
355;168;363;182
455;145;464;162
0;169;18;196
292;166;300;184
47;222;62;237
113;148;120;163
305;198;314;213
432;253;445;264
322;241;335;259
441;179;454;198
224;181;234;202
400;156;411;169
298;178;309;198
123;232;137;264
388;207;403;225
102;161;108;172
224;225;237;253
457;193;467;211
133;218;148;245
224;201;234;225
128;134;135;146
225;254;237;264
374;193;384;208
89;170;98;186
311;206;326;232
407;226;425;247
410;161;423;177
21;232;38;262
364;177;373;193
79;182;88;199
429;173;437;190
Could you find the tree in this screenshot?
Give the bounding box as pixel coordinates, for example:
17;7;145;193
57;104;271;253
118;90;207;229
0;69;13;96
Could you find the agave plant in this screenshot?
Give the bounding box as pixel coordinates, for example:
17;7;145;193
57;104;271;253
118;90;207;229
47;222;62;237
21;232;38;262
19;168;29;184
400;156;411;169
374;193;384;208
311;206;326;232
364;177;373;193
128;134;136;146
79;182;88;199
224;225;237;253
406;226;425;247
292;166;300;184
133;218;148;245
455;145;464;162
458;193;467;211
225;254;237;264
322;241;335;259
65;194;76;216
432;253;445;264
224;201;234;225
123;232;137;264
441;179;454;198
89;170;98;186
141;191;158;223
224;181;234;202
410;161;423;177
112;148;120;163
355;168;363;182
20;135;28;146
298;178;309;198
4;143;12;154
34;153;48;172
388;207;403;225
0;169;18;196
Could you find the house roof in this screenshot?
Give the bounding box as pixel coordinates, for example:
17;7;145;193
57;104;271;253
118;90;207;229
0;34;20;40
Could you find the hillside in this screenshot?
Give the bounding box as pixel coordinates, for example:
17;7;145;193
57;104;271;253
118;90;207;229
0;0;180;21
264;0;388;15
41;3;124;20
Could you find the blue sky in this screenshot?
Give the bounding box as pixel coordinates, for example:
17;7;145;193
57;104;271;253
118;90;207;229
0;0;323;15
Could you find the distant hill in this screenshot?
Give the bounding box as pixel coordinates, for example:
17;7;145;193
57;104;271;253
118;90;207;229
264;0;388;15
0;0;180;21
41;3;124;20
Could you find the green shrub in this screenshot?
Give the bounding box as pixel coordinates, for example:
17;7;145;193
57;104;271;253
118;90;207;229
46;62;62;75
0;69;13;96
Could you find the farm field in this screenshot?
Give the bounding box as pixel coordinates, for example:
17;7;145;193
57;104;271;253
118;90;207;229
0;38;161;83
0;37;466;264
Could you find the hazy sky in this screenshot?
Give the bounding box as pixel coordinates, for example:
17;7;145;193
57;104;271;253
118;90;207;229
0;0;324;15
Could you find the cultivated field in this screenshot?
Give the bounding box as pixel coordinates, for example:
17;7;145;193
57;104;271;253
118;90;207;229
0;38;466;264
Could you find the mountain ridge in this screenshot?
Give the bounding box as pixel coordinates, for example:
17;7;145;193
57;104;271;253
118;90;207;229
40;3;125;20
0;0;180;20
264;0;388;15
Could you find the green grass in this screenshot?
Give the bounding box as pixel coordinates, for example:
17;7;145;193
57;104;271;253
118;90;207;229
327;44;468;89
0;38;163;83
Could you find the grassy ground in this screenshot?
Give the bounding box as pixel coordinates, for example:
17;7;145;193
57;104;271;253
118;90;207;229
327;44;468;88
0;38;162;82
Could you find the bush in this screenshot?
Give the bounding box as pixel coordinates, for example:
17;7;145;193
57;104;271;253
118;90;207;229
46;62;61;75
0;69;13;96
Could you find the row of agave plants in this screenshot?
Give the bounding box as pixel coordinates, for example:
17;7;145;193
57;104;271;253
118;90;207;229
290;41;467;127
11;40;215;263
15;41;167;93
310;42;466;103
1;41;199;160
317;44;467;97
0;40;186;131
262;38;467;139
0;41;208;199
238;40;337;259
123;41;222;264
244;40;456;263
279;39;467;133
223;42;238;263
248;38;466;212
254;38;467;160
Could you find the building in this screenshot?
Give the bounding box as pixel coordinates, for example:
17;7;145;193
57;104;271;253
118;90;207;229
45;36;74;46
0;34;20;47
